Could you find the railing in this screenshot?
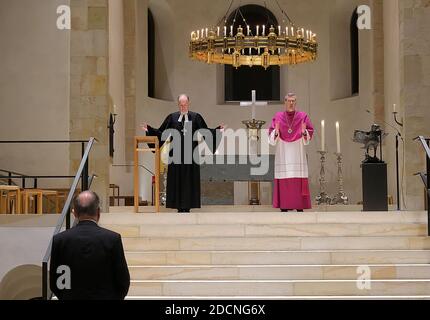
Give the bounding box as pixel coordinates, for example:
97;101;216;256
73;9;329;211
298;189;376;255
414;136;430;236
0;140;93;192
40;138;96;300
0;169;27;186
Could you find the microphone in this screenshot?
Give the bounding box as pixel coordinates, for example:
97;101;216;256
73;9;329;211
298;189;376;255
365;109;403;139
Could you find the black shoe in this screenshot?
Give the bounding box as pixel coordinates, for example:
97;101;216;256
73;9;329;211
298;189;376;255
177;209;184;213
297;209;304;213
281;209;290;212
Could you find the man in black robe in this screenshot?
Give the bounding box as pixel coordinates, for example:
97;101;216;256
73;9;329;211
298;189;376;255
142;94;224;213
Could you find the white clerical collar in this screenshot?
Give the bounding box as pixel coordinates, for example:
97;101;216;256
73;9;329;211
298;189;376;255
178;112;189;122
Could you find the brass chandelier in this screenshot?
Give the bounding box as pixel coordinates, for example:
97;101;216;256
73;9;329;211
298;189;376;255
189;1;318;69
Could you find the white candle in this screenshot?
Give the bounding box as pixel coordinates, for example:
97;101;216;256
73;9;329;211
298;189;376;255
217;26;220;37
286;26;288;36
252;90;256;119
291;26;294;36
191;32;194;40
201;29;204;38
278;25;281;36
247;25;250;36
306;30;309;41
336;121;341;154
321;120;325;151
262;25;265;36
197;30;200;39
230;25;233;36
256;25;259;36
393;103;397;113
205;28;208;38
224;26;227;37
301;28;304;38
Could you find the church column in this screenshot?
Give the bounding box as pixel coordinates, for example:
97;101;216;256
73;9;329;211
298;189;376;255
383;0;402;209
124;0;137;164
70;0;110;211
400;0;430;210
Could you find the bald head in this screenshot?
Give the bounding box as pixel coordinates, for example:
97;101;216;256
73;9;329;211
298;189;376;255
73;191;100;218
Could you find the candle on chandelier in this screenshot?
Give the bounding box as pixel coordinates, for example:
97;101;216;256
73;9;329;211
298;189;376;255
393;104;397;113
230;25;233;36
291;26;294;36
247;25;250;36
217;26;220;37
205;28;208;38
306;30;309;41
262;25;265;36
286;26;289;36
224;26;227;37
278;25;281;36
256;25;259;36
197;30;200;39
336;122;341;154
301;28;304;38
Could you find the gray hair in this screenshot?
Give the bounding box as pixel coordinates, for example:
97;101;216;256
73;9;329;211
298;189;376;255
177;94;190;103
285;93;297;100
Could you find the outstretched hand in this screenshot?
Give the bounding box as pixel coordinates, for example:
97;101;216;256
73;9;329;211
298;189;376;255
275;122;280;136
141;123;148;132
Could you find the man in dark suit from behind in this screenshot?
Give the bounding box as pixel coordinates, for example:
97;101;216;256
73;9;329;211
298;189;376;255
49;191;130;300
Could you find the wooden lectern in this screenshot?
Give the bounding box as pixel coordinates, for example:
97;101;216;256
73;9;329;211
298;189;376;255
134;136;160;213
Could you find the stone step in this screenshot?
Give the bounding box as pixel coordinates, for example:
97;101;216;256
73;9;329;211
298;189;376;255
128;280;430;296
105;223;427;238
125;250;430;266
100;211;427;225
129;264;430;281
109;205;400;213
122;236;430;251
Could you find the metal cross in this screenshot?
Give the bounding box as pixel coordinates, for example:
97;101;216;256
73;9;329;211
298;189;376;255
240;90;268;120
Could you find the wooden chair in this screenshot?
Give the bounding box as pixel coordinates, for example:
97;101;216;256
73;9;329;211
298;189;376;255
0;192;7;214
0;185;22;214
42;190;59;213
21;189;43;214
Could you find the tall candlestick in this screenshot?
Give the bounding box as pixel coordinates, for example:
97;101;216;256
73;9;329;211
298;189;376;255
336;121;341;154
321;120;325;151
